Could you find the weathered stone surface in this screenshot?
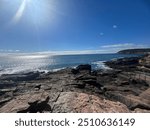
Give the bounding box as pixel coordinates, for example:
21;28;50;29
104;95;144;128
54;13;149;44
139;54;150;67
0;97;13;106
105;92;150;110
140;88;150;102
134;108;150;113
105;57;140;70
0;91;51;113
0;82;16;89
53;92;130;113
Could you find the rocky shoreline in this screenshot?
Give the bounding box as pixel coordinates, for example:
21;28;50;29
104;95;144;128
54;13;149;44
0;54;150;113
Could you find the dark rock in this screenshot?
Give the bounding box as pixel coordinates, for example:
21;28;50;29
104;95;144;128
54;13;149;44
76;64;91;72
0;72;40;82
0;82;16;89
34;84;41;90
105;57;140;70
83;79;102;88
75;75;96;81
67;82;86;89
71;64;92;74
134;108;150;113
21;96;51;113
98;70;122;77
91;71;97;76
130;79;149;86
102;85;117;92
74;74;102;88
118;81;130;86
0;97;12;106
71;69;79;74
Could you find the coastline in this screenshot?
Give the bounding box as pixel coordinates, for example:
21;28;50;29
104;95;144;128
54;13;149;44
0;54;150;113
0;53;140;76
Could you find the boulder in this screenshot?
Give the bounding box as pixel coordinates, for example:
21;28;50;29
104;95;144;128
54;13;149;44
76;64;91;72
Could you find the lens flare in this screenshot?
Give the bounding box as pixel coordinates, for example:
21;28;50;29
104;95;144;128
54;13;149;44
1;0;59;27
12;0;27;24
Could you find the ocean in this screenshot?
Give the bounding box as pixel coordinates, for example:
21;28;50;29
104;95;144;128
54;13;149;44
0;53;139;75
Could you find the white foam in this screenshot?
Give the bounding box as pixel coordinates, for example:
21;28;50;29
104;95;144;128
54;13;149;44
0;62;49;75
92;61;112;70
51;67;66;72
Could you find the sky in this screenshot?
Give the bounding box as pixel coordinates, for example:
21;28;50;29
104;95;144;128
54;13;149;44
0;0;150;54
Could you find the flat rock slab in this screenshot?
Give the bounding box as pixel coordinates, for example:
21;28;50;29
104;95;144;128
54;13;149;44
53;92;130;113
105;92;150;111
140;88;150;102
0;91;50;113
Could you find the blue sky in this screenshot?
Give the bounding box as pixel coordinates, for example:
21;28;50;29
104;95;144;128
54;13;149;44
0;0;150;53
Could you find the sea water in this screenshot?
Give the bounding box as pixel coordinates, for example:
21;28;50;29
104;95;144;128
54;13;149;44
0;53;139;75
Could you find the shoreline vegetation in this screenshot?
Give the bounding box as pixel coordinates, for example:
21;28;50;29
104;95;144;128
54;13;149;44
0;49;150;113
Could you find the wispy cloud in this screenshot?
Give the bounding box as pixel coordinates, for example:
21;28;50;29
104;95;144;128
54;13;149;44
0;43;149;55
0;49;20;52
101;43;148;49
99;43;149;53
101;43;135;48
36;49;111;55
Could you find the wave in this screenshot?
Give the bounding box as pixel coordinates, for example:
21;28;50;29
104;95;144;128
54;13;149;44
92;61;111;70
0;64;67;76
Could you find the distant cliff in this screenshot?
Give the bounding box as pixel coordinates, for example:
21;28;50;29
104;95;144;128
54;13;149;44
118;48;150;54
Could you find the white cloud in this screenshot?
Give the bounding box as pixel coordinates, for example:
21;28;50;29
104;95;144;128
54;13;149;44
0;49;20;52
101;43;148;48
36;49;111;55
101;43;135;48
0;43;149;55
15;50;20;52
100;43;149;53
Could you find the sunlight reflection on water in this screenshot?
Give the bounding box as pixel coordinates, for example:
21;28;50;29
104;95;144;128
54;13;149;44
0;53;140;75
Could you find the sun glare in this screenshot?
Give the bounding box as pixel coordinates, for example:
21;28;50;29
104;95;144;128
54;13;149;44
3;0;58;28
26;0;31;3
